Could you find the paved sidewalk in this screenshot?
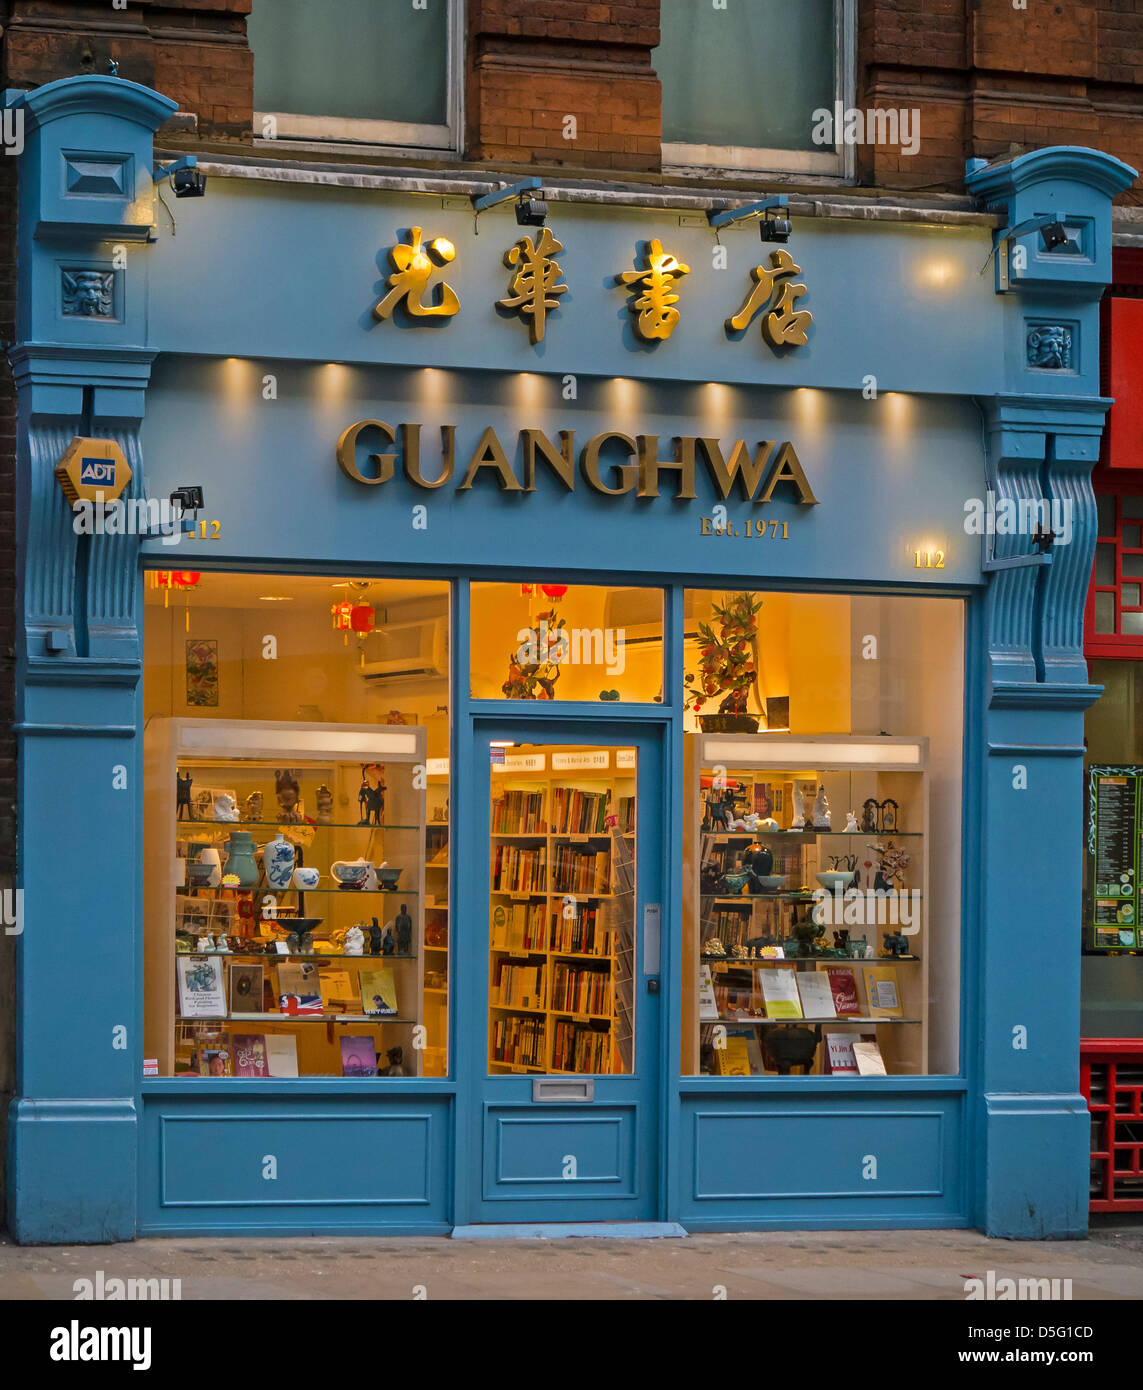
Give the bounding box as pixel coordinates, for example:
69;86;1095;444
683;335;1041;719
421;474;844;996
1;1225;1142;1300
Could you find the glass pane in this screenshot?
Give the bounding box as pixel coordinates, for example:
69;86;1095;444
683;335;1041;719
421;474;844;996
1124;554;1143;580
1124;525;1142;551
1096;591;1116;634
1123;584;1141;609
683;591;965;1078
1097;493;1116;538
1096;544;1116;586
1124;496;1143;519
658;0;835;151
470;583;663;702
250;0;448;126
489;745;635;1074
1123;612;1143;636
143;573;451;1078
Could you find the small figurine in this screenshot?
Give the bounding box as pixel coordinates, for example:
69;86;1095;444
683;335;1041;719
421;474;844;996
790;783;806;830
315;784;334;825
757;817;780;833
196;934;214;952
832;929;850;953
883;930;908;959
843;811;859;833
382;1045;406;1077
357;762;386;827
215;933;231;954
812;784;831;830
275;769;304;823
381;925;396;956
213;792;239;822
243;791;264;824
177;771;194;820
702;936;726;957
879;798;899;834
368;916;383;956
861;798;880;833
344;923;365;956
394;903;413;955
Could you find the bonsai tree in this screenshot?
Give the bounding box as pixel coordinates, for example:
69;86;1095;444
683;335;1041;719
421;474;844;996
685;593;763;716
503;605;565;699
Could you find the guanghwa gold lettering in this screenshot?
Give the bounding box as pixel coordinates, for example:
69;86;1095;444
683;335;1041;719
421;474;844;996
336;421;819;506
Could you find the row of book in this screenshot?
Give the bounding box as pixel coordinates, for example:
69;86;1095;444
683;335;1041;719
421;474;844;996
175;955;400;1021
706;1028;886;1077
550;787;610;835
491;1013;544;1067
184;1031;393;1078
491;904;614;957
549;904;611;956
552;1019;612;1073
699;963;903;1021
550;962;612;1016
490;899;548;951
550;844;610;895
491;843;548;893
493;961;545;1010
492;789;545;835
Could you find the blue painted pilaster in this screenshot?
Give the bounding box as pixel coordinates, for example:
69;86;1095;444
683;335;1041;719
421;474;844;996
6;76;174;1243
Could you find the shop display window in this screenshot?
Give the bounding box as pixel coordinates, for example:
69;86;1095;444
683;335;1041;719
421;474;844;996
143;573;450;1079
681;591;964;1078
469;583;663;703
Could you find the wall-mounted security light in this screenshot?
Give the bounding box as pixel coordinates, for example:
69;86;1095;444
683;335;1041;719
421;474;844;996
707;195;791;243
514;193;548;227
996;212;1080;256
170;485;204;532
152;155;206;198
472;176;542;215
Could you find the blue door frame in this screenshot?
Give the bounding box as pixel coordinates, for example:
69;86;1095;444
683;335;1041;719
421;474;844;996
456;715;667;1225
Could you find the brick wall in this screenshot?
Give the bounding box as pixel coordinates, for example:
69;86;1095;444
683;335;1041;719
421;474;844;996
466;0;661;171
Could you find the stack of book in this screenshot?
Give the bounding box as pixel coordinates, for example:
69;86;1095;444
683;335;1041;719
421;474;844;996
491;1014;544;1067
551;844;610;894
552;1019;609;1073
492;789;545;834
549;904;610;955
550;787;610;834
491;843;548;892
551;962;612;1015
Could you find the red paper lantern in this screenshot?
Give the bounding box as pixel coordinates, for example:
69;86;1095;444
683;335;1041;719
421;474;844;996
152;570;201;591
350;603;375;634
540;584;568;599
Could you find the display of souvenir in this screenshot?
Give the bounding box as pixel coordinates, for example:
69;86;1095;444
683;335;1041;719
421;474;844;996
812;784;831;830
292;866;320;890
790;783;806;829
368;917;383;956
193;788;213;819
861;798;880;833
195;934;215;952
382;1046;406;1077
315;783;334;824
275;768;304;823
880;798;899;833
176;771;194;820
357;762;386;826
844;811;859;832
213;792;239;822
198;847;222;888
344;924;365;956
225;830;259;888
381;925;396;956
394;904;413;955
262;833;296;890
215;933;231;953
243;790;264;823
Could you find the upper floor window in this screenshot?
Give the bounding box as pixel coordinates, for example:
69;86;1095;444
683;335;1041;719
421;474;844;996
1089;492;1143;655
250;0;460;152
656;0;852;175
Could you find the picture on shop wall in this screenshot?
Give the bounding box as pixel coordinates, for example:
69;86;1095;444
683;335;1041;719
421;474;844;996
185;638;219;707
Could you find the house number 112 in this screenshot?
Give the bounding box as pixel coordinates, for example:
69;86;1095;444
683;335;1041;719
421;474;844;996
913;549;945;569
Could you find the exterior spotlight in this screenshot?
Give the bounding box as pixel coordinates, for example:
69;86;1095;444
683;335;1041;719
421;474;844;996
173;166;207;198
760;215;791;243
515;193;548;227
472;176;543;214
1039;220;1079;254
170;485;204;517
708;194;790;233
1032;523;1056;554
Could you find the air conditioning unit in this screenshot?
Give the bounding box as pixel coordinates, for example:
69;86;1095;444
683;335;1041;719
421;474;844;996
359;617;447;683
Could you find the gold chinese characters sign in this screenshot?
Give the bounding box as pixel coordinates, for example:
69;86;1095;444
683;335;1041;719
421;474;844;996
336;420;818;505
371;227;812;349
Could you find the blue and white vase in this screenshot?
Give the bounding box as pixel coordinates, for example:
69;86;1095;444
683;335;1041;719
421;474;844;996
262;833;296;891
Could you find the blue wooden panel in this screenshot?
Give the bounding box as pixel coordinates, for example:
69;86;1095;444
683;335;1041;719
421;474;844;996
678;1094;965;1224
140;1096;451;1229
483;1105;637;1200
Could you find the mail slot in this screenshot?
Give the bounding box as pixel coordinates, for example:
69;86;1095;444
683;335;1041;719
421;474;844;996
532;1078;594;1103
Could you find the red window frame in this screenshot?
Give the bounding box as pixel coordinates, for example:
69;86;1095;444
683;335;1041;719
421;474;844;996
1087;486;1143;659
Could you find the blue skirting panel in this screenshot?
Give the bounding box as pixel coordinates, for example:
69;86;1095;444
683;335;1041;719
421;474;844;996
677;1089;967;1229
139;1091;453;1235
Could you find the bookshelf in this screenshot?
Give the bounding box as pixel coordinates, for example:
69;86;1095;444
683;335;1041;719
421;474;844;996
144;719;429;1079
684;733;930;1078
488;747;636;1075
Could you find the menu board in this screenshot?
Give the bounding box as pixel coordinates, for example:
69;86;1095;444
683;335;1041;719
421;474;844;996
1089;766;1142;949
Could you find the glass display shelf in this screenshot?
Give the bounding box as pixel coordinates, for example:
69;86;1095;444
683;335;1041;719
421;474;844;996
702;892;924;903
179;950;418;961
701;955;921;965
178;1012;418;1024
176;821;423;832
706;1015;923;1026
705;830;925;840
176;887;418;896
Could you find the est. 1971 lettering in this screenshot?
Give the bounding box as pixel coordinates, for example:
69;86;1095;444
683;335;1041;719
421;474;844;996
700;517;789;539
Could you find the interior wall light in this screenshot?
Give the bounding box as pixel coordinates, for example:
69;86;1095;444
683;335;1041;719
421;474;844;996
708;195;791;244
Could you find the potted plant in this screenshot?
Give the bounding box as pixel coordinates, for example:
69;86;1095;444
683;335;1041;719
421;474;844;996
685;592;763;732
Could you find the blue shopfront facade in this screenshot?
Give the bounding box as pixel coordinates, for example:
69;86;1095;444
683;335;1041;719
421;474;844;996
5;75;1135;1242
